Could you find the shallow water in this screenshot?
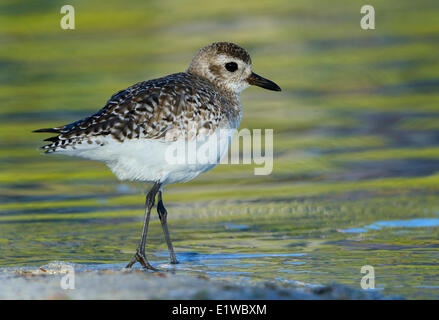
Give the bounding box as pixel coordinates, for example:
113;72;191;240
1;0;439;299
341;218;439;233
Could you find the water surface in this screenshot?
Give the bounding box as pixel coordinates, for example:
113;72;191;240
1;0;439;299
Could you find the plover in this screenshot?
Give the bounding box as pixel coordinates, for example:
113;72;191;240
34;42;281;270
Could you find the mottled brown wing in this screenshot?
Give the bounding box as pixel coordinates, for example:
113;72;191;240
34;73;222;153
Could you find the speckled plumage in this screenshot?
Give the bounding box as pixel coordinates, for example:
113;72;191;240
39;72;240;153
35;42;280;185
34;41;281;269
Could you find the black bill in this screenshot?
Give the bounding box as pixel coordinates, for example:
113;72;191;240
247;72;281;91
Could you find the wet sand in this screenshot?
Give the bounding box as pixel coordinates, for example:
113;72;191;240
0;261;394;300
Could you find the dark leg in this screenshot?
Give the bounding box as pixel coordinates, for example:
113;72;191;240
126;182;161;270
157;191;179;264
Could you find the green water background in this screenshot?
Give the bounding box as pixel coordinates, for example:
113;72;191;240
1;0;439;299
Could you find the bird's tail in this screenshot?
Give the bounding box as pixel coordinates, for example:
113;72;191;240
33;127;64;153
33;128;61;133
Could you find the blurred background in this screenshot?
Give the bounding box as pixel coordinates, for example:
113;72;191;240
1;0;439;298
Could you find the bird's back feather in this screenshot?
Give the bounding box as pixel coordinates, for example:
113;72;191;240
34;72;240;154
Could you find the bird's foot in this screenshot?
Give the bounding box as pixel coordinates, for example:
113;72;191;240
125;251;159;271
170;256;179;265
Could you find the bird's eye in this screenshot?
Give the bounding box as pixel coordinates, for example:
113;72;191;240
225;62;238;72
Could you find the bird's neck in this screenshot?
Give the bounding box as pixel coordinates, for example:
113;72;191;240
188;71;240;104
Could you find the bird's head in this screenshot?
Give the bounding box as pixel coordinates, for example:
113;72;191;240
187;42;281;94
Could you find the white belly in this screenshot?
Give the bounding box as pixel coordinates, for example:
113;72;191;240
65;128;236;185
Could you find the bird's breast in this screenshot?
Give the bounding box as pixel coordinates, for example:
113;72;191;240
103;125;237;185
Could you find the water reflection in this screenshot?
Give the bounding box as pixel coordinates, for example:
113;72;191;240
1;0;439;300
340;218;439;233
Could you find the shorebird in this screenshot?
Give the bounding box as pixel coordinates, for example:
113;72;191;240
34;42;281;270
